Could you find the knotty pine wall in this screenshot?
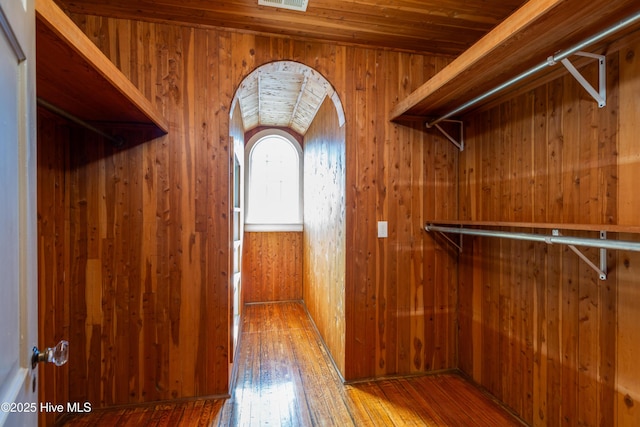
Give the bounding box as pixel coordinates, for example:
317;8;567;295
37;11;459;411
242;232;303;303
457;34;640;426
38;110;72;427
343;49;458;380
303;97;346;375
37;110;226;425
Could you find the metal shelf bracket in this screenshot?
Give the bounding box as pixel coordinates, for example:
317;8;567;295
435;226;463;253
554;229;607;280
550;51;606;108
426;119;464;151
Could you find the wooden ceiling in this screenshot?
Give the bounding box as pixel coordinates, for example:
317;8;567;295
53;0;640;133
235;61;342;135
54;0;528;56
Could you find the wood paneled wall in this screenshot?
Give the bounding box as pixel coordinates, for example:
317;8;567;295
37;13;459;413
38;17;235;412
37;110;72;427
303;97;346;375
344;50;458;379
37;110;230;407
242;232;303;303
39;12;640;424
617;37;640;427
457;34;640;426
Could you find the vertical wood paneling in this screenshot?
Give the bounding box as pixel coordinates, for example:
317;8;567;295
38;19;233;413
38;13;459;416
242;232;303;303
617;38;640;427
457;32;640;426
303;96;346;375
37;110;70;427
345;45;375;379
342;46;457;380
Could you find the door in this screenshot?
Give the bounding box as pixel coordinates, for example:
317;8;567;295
0;0;38;425
231;137;244;359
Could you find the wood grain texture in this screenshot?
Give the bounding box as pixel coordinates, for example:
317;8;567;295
617;38;640;427
242;232;303;303
37;109;72;427
36;0;168;132
55;0;527;56
391;0;640;120
456;31;640;426
60;302;524;427
343;47;458;380
38;12;459;418
37;17;234;417
303;96;346;375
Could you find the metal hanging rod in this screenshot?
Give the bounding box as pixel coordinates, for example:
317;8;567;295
37;98;124;147
426;9;640;128
425;224;640;252
426;224;640;280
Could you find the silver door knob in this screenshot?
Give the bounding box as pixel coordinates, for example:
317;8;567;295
31;340;69;369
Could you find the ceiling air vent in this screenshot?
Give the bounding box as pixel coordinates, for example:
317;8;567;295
258;0;308;12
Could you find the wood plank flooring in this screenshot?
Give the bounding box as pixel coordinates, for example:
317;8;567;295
61;302;524;426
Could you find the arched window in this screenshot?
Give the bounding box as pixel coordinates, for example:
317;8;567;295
245;130;303;231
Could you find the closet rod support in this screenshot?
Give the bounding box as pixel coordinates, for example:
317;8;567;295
426;119;464;151
433;226;463;252
555;52;606;108
554;230;607;280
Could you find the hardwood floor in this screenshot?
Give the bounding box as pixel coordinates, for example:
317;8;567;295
61;302;524;426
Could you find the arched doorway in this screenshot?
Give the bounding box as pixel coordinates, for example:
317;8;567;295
229;60;347;376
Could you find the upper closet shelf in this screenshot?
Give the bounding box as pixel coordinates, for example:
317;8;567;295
390;0;640;124
36;0;169;135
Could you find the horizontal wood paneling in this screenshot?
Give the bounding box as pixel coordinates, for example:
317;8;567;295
457;33;640;426
303;96;346;375
242;232;303;303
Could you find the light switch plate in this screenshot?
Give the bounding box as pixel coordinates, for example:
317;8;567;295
377;221;388;238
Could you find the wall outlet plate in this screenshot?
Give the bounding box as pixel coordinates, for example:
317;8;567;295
378;221;388;238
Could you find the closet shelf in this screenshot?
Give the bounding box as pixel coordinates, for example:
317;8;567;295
36;0;169;135
390;0;640;123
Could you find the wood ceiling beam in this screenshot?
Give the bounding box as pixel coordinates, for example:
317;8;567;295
289;71;310;130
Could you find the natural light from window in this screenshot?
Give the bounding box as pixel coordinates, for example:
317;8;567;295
246;133;302;229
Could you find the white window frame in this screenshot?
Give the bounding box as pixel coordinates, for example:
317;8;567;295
245;129;303;232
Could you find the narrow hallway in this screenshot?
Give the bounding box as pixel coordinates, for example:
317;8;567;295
61;301;523;426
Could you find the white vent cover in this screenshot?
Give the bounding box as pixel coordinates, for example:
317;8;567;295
258;0;308;12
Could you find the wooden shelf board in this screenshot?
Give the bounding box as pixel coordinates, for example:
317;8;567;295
35;0;169;133
391;0;640;122
426;220;640;235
